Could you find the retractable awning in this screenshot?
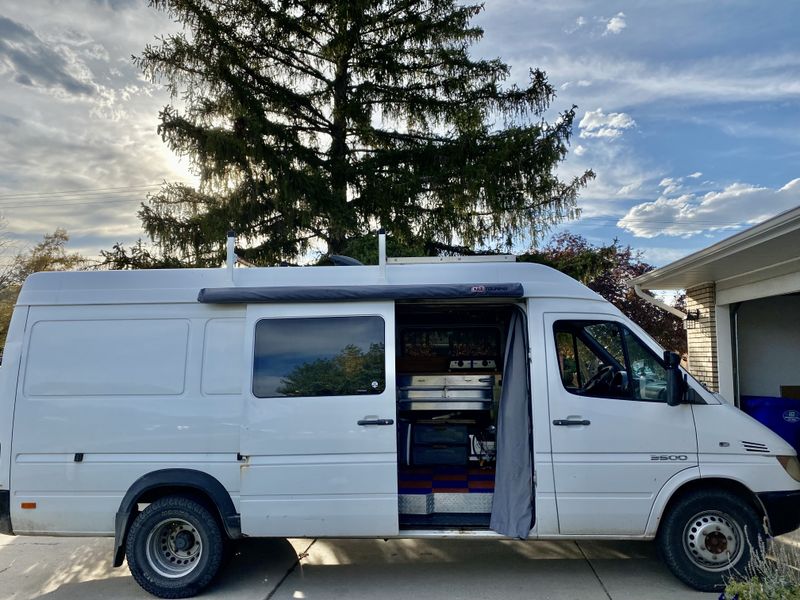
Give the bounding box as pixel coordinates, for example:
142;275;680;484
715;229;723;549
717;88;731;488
197;282;524;304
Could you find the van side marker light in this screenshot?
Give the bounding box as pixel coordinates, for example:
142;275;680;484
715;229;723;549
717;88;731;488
21;502;36;509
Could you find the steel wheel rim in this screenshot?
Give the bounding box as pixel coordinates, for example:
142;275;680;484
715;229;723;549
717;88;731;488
145;518;203;579
682;510;744;572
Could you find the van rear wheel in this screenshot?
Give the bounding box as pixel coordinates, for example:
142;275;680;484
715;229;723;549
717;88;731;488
126;495;225;599
657;489;764;592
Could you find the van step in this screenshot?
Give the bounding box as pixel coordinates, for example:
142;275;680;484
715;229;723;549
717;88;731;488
399;493;493;515
399;512;491;529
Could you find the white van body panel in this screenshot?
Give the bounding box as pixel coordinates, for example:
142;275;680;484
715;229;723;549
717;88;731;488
0;307;27;494
9;302;244;535
239;301;398;537
0;260;798;543
692;403;798;492
541;311;698;535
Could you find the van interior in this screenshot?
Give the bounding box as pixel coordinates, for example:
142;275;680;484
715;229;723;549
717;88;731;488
394;302;522;529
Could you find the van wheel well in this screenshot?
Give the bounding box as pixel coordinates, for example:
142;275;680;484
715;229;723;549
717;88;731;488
135;486;219;519
659;478;766;535
113;469;240;568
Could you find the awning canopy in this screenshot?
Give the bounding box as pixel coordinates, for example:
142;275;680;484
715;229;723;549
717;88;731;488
198;282;525;304
629;205;800;292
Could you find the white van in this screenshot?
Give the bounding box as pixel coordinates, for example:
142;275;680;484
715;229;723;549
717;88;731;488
1;239;799;598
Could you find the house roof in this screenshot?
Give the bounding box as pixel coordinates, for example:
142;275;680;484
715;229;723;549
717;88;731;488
629;204;800;291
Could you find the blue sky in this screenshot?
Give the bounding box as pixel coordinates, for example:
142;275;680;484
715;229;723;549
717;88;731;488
0;1;799;268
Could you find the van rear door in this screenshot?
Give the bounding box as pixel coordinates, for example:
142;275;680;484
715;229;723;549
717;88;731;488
239;301;398;537
544;313;698;536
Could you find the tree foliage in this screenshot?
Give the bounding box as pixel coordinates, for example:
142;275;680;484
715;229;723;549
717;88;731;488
277;343;385;396
100;239;183;270
131;0;592;266
521;233;687;354
0;229;87;349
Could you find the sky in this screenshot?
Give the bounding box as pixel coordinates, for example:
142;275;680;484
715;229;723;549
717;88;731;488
0;1;799;268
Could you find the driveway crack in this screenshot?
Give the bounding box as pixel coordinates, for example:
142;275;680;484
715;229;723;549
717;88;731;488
576;542;613;600
264;539;317;600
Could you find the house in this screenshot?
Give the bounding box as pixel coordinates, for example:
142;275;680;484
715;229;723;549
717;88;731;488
629;205;800;406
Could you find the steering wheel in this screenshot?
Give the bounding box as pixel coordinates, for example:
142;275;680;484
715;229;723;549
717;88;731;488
582;364;615;395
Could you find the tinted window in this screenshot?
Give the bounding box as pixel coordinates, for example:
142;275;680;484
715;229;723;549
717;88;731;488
553;320;667;402
253;316;385;398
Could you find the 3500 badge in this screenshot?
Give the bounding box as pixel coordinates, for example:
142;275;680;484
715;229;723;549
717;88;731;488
651;455;689;461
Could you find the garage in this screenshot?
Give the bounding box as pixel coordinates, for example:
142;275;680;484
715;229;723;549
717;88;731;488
629;205;800;408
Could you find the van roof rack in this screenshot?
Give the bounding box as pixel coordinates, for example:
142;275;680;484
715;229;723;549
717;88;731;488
387;255;516;264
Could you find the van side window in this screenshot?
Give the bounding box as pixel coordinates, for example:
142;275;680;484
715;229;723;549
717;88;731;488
553;320;668;402
252;316;385;398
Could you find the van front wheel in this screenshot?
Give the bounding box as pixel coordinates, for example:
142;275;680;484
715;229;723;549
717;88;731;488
657;489;763;592
126;495;225;599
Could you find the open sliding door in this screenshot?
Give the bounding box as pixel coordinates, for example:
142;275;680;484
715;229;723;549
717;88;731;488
239;301;398;537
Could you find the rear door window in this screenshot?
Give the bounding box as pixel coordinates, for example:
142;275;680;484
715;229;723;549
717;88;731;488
252;316;385;398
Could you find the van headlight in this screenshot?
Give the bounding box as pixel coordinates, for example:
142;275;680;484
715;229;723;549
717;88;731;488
777;456;800;482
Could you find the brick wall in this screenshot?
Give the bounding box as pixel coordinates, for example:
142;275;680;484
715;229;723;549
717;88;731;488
685;282;718;391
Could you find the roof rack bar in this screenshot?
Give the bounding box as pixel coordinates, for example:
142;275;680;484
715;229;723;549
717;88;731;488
226;230;236;276
387;255;516;265
378;228;387;280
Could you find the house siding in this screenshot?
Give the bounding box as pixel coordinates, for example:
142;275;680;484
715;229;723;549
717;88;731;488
686;282;718;392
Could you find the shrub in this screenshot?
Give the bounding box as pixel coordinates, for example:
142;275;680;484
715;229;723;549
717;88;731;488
721;537;800;600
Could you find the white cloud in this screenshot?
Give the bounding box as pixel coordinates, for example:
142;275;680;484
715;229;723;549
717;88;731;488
579;108;636;139
561;79;591;90
658;177;682;195
573;144;586;156
0;4;191;259
618;182;641;196
576;16;587;27
687;171;703;179
557;138;658;218
515;53;800;114
617;178;800;238
640;246;701;267
603;12;627;36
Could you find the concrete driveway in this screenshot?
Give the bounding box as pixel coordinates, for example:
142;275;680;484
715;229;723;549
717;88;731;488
0;534;717;600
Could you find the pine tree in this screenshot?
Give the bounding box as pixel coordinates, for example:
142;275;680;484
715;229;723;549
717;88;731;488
135;0;593;265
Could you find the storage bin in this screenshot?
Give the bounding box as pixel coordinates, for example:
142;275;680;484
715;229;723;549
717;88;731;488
413;424;469;445
741;395;800;454
412;444;468;466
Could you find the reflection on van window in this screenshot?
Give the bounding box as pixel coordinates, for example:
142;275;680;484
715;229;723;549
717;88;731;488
253;316;385;398
554;320;668;402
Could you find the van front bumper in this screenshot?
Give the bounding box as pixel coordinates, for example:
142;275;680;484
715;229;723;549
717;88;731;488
0;490;11;535
758;490;800;537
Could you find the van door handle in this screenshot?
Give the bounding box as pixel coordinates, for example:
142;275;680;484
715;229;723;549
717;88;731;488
357;418;395;426
553;419;591;426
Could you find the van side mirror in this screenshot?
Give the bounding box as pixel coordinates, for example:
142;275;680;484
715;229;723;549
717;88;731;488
664;350;683;406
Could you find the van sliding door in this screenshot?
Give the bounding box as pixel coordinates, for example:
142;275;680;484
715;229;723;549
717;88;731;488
239;301;398;537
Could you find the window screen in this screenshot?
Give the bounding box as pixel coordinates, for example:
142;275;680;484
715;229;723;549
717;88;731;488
253;316;385;398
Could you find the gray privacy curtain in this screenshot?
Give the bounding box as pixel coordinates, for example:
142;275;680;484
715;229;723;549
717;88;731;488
490;308;534;538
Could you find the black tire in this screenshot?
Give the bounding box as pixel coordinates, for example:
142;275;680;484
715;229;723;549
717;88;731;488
126;495;226;599
657;489;764;592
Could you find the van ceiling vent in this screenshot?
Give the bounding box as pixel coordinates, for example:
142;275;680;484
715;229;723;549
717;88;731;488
741;441;770;453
